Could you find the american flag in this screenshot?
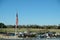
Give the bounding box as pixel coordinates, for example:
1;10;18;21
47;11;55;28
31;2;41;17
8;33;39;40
16;13;18;27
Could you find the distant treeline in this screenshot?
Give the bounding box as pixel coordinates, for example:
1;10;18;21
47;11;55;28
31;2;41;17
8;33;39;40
0;23;60;29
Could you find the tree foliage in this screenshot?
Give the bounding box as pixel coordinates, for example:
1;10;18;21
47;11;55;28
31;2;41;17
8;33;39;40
0;23;7;28
0;23;60;29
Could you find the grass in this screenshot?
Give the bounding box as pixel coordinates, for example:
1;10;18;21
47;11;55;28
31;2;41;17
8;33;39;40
0;28;60;33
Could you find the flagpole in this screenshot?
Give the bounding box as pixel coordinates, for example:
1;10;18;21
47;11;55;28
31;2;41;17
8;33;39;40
15;11;18;37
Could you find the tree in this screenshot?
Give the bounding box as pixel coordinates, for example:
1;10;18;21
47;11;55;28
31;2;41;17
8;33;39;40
58;24;60;29
0;23;7;28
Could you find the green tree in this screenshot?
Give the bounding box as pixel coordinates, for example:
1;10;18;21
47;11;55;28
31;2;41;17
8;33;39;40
0;23;7;28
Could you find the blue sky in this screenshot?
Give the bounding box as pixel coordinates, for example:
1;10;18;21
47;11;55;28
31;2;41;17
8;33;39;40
0;0;60;25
